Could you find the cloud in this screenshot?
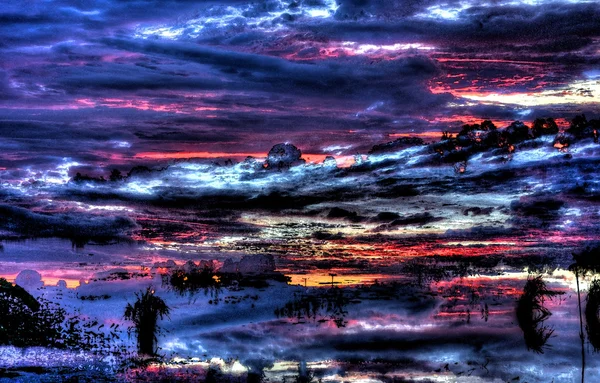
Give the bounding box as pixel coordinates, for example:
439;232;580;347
372;212;443;231
98;38;445;105
0;71;15;100
0;204;137;242
509;195;565;228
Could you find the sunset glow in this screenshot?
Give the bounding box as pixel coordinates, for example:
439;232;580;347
1;0;600;381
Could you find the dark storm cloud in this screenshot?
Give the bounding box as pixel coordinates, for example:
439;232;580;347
333;0;439;19
372;212;443;232
100;38;445;103
2;34;450;120
133;129;240;143
0;204;137;240
56;69;228;93
303;2;600;46
509;195;566;228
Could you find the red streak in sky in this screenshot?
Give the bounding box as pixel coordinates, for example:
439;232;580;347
134;152;356;166
436;58;547;66
135;151;268;160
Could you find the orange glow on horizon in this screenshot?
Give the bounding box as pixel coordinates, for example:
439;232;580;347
286;272;397;287
424;116;516;128
388;132;445;140
0;274;82;289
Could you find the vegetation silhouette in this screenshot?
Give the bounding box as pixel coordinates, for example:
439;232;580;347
567;114;600;140
0;278;115;352
166;265;222;299
246;370;265;383
163;263;290;301
275;287;353;328
570;243;600;382
516;276;562;353
585;279;600;352
293;361;316;383
429;115;599;168
532;118;559;138
109;168;125;182
124;287;170;356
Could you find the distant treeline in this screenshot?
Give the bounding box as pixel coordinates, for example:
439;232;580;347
72;114;600;183
370;115;599;166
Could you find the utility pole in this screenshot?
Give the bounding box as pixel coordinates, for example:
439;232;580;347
329;273;337;288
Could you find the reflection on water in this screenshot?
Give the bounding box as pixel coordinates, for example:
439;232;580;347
516;276;562;353
2;238;600;382
586;280;600;352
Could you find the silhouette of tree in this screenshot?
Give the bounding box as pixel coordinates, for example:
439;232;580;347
458;120;496;137
402;258;448;286
568;114;589;138
294;361;315;383
124;287;170;356
532;118;559;138
275;287;352;328
0;278;112;351
165;265;221;298
585;279;600;352
516;276;561;353
246;370;265;383
109;169;124;182
127;165;152;177
480;120;497;131
204;366;223;383
571;244;600;275
441;131;453;140
72;172;106;183
0;277;40;311
503;121;530;144
368;137;425;154
570;243;600;382
0;278;61;347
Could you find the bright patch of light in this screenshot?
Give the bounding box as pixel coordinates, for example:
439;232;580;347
357;321;438;332
163;339;190;351
136;26;184;39
418;0;593;21
304;0;339;18
110;140;131;148
322;144;352;153
40;159;81;184
460;79;600;107
563;208;582;217
445;241;516;246
229;361;247;374
369;145;426;165
366;101;384;111
62;7;101;16
584;70;600;79
417;3;471;20
350;42;435;54
122;180;164;195
135;0;339;39
74;202;134;213
306;9;330;17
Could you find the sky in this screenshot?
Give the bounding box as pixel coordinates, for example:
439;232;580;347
2;1;600;382
1;0;600;177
